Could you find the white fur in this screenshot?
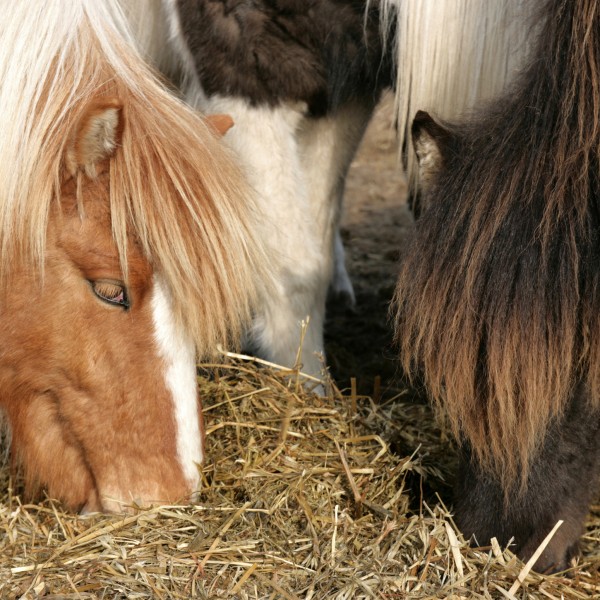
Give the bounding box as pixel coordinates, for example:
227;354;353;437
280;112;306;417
162;0;208;106
117;1;176;74
0;0;139;264
297;99;375;311
331;229;355;308
151;277;203;490
194;97;373;383
140;0;534;385
117;0;205;105
67;107;120;177
140;2;376;383
202;97;327;379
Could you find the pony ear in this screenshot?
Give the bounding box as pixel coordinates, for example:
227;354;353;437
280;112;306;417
205;113;234;137
65;98;123;177
411;110;452;190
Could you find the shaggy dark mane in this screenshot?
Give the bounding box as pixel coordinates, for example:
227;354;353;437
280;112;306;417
395;0;600;486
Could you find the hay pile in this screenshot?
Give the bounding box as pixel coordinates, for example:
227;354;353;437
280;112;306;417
1;356;599;599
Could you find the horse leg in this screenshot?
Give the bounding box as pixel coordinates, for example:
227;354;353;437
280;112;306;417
330;228;356;310
454;384;600;573
200;95;375;384
193;96;328;382
295;96;377;316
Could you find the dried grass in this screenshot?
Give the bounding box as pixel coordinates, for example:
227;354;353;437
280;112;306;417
1;357;599;599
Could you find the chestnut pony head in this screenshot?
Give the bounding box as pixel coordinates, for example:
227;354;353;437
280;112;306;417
0;1;270;512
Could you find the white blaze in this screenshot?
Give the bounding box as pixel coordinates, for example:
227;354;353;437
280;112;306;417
151;276;203;490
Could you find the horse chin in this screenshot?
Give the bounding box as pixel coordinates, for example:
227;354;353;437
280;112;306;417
94;488;181;515
79;489;102;515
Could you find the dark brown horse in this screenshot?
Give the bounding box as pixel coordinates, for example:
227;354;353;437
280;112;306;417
396;0;600;573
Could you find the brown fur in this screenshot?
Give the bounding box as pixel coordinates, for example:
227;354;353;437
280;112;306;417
2;14;272;360
175;0;392;115
65;97;123;177
0;4;273;512
395;0;600;569
453;386;600;572
3;124;190;511
205;113;234;137
396;0;600;488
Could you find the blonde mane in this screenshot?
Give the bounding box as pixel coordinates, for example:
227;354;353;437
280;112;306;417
0;0;270;357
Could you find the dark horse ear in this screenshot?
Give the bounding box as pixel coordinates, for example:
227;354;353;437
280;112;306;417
411;110;452;192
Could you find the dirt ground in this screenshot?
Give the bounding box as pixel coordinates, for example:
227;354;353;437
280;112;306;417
323;95;453;504
325;93;415;399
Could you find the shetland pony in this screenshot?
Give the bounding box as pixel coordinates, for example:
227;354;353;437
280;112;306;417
0;1;271;512
396;0;600;573
123;0;534;382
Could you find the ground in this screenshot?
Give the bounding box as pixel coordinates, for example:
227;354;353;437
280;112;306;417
323;95;456;506
325;92;414;399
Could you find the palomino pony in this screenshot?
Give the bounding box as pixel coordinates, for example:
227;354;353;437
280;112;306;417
0;1;271;512
123;0;534;383
397;0;600;573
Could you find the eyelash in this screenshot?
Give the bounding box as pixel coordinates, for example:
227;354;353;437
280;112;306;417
89;280;130;310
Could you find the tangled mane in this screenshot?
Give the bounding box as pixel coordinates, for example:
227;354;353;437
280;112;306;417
395;0;600;486
0;0;271;357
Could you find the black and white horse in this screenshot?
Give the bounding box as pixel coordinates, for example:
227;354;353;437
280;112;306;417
126;0;533;385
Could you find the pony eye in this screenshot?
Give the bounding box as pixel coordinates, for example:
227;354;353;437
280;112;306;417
90;280;129;309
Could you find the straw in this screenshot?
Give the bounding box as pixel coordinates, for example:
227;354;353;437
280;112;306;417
0;359;598;599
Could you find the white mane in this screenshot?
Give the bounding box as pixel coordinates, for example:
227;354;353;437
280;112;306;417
379;0;536;181
0;1;141;267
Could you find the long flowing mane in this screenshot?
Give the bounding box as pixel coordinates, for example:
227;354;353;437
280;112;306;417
395;0;600;485
379;0;537;182
0;0;270;356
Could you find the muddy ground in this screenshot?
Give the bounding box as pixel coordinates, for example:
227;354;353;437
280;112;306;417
325;93;416;400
